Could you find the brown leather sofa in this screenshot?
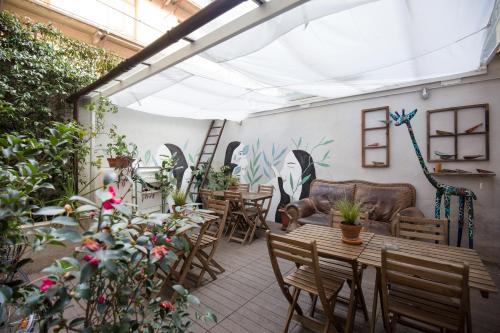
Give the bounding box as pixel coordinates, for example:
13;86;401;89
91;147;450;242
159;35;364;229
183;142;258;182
285;179;416;235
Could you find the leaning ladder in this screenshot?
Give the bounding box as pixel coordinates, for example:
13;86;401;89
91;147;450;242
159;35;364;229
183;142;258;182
185;119;226;201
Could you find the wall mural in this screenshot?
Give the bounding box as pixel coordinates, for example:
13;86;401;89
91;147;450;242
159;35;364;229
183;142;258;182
224;137;333;223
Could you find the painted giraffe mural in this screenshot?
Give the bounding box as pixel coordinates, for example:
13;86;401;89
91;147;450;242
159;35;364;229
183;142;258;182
390;109;477;248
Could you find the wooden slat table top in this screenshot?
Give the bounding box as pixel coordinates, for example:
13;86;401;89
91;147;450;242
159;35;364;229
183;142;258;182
358;234;498;294
284;224;374;262
212;191;273;201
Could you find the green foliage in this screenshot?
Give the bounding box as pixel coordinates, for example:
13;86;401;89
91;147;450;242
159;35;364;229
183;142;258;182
105;127;138;159
2;173;215;332
246;139;263;188
171;189;187;206
335;198;361;225
0;11;121;136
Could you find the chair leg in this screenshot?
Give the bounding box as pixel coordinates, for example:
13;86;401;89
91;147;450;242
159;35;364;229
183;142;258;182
309;294;318;317
355;275;369;321
283;288;300;333
466;304;472;333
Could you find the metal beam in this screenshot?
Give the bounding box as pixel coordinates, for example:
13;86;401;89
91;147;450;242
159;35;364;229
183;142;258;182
67;0;247;102
83;0;309;102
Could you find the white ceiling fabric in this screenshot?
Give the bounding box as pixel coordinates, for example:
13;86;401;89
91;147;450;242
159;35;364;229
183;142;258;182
109;0;496;120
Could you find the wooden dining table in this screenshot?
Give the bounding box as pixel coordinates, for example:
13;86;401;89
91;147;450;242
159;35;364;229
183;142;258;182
285;224;375;333
358;234;499;333
212;190;274;230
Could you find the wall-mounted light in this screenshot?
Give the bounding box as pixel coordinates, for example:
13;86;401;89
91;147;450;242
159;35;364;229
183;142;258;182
420;87;430;100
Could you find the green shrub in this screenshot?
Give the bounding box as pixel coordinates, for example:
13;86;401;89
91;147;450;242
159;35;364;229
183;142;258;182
335;198;361;225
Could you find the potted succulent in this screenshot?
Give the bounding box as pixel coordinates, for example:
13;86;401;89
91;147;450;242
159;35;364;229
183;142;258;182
171;188;187;214
335;198;363;244
106;127;138;168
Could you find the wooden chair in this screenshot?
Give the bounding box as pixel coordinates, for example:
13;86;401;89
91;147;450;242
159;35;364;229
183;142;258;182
199;188;213;210
380;248;470;333
225;191;258;244
189;199;229;286
256;184;274;225
266;231;345;333
395;214;448;245
238;183;250;192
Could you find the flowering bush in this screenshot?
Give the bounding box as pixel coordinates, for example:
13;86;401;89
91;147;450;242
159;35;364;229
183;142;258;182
4;172;215;332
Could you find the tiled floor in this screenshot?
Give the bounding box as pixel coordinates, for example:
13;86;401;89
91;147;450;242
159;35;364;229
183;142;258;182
28;223;500;332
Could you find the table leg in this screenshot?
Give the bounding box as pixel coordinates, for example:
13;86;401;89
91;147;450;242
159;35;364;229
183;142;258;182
369;268;380;333
345;263;358;333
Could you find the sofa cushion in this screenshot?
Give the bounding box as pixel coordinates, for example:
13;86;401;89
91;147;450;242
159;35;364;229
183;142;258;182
355;184;415;222
298;213;330;227
310;183;355;214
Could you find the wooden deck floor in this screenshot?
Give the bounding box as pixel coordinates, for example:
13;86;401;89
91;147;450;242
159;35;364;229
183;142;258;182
186;223;500;333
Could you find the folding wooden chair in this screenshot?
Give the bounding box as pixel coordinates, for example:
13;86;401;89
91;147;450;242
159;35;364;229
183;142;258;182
244;184;274;237
266;231;345;333
238;183;250;192
199;188;213;210
225;190;258;244
189;198;229;286
381;248;470;333
394;214;449;245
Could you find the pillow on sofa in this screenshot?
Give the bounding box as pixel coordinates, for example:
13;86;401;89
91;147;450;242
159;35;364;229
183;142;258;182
310;182;355;214
355;184;414;222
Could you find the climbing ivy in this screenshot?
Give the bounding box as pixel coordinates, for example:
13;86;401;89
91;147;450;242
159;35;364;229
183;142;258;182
0;10;121;136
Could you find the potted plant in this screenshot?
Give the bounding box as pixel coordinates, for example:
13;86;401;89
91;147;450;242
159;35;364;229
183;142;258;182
171;188;186;214
106;127;137;168
278;204;290;231
335;198;363;244
226;175;240;191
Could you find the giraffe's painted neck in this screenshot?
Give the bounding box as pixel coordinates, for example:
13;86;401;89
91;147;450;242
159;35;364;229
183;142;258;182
405;121;440;189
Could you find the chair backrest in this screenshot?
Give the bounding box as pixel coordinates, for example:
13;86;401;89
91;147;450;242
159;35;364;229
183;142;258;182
199;188;213;209
258;184;274;194
395;214;448;245
330;209;369;230
266;231;329;304
206;198;229;239
224;190;244;213
381;248;469;330
238;183;250;192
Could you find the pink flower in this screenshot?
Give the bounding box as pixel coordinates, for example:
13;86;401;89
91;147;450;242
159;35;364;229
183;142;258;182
160;300;173;312
151;245;168;258
165;236;172;243
83;254;101;266
39;278;56;293
83;238;101;252
151;235;157;243
88;211;97;219
97;295;106;304
102;186;122;210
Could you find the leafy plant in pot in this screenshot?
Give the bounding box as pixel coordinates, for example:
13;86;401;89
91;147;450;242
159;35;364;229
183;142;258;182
226;175;240;191
335;198;363;245
171;189;186;215
106;127;138;168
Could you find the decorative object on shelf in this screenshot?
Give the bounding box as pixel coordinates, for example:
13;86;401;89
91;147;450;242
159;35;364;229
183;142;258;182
362;106;390;168
477;168;495;174
441;168;458;173
434;162;442;173
436;130;454;136
465;122;483;133
371;161;385;166
335;198;363;245
463;154;484;160
434;151;456;160
427;104;489;162
455;169;471;174
391;108;477;248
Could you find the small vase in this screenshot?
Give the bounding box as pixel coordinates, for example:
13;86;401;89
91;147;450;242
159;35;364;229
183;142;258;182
340;223;363;245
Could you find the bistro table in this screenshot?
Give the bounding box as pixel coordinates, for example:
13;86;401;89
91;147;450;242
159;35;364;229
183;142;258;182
212;190;273;231
358;234;499;333
285;224;375;333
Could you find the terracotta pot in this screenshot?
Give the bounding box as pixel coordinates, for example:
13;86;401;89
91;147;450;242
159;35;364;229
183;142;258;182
107;156;134;169
340;223;363;245
227;185;239;191
279;208;290;231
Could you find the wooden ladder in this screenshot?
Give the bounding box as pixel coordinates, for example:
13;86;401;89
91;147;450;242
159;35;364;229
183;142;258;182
185;119;226;201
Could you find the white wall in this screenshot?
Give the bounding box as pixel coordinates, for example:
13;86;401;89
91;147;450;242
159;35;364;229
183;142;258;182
216;56;500;262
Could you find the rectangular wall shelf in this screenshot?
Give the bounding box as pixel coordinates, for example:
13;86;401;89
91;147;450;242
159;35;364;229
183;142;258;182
361;106;390;168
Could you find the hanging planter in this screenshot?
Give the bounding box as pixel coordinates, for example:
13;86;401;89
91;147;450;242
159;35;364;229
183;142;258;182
107;156;134;169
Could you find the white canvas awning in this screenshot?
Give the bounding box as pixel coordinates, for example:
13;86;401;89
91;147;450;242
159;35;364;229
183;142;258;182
104;0;498;121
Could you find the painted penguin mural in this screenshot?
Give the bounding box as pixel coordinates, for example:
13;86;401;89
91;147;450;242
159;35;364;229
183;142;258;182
271;150;316;222
224;141;249;183
156;143;192;193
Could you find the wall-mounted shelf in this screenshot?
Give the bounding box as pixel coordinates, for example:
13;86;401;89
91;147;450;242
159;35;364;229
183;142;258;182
431;172;495;177
362;107;390;168
427;104;489;162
